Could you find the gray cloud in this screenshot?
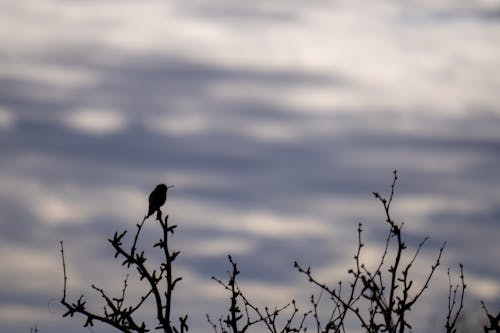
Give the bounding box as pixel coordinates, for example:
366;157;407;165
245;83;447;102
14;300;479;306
1;0;500;332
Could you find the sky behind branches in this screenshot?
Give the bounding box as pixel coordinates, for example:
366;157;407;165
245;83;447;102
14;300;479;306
1;1;500;332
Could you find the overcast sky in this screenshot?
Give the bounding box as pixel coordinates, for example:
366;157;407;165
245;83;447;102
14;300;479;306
1;1;500;332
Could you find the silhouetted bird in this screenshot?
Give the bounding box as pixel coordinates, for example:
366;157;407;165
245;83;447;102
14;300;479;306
145;184;174;220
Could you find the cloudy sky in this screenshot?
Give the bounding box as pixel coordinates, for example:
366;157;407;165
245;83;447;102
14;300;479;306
1;0;500;332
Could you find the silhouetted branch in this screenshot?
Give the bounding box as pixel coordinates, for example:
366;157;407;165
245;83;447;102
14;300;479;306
445;264;466;333
60;209;187;333
482;301;500;333
295;170;447;333
131;219;147;261
210;255;308;333
59;174;480;333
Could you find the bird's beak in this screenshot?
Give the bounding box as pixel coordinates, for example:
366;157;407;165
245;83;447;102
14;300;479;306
167;185;175;189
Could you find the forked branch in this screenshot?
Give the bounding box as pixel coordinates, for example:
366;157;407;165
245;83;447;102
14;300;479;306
60;211;187;333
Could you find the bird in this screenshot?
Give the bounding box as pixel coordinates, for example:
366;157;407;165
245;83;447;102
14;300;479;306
145;184;174;220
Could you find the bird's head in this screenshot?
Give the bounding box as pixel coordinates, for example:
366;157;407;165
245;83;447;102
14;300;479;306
157;184;174;191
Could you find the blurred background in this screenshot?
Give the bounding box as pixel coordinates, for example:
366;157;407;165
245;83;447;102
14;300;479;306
1;0;499;332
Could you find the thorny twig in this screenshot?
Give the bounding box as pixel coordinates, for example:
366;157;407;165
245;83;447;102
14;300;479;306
296;170;446;333
445;264;466;333
60;210;187;333
482;301;500;333
209;255;309;333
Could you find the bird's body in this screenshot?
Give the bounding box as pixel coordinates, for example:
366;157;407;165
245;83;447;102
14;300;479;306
145;184;173;220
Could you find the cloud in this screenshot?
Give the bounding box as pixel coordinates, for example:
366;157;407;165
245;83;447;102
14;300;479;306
145;111;211;137
174;198;331;238
0;63;96;88
184;237;256;257
0;163;145;227
0;107;15;129
467;276;500;301
62;109;128;135
1;1;500;332
0;305;48;323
